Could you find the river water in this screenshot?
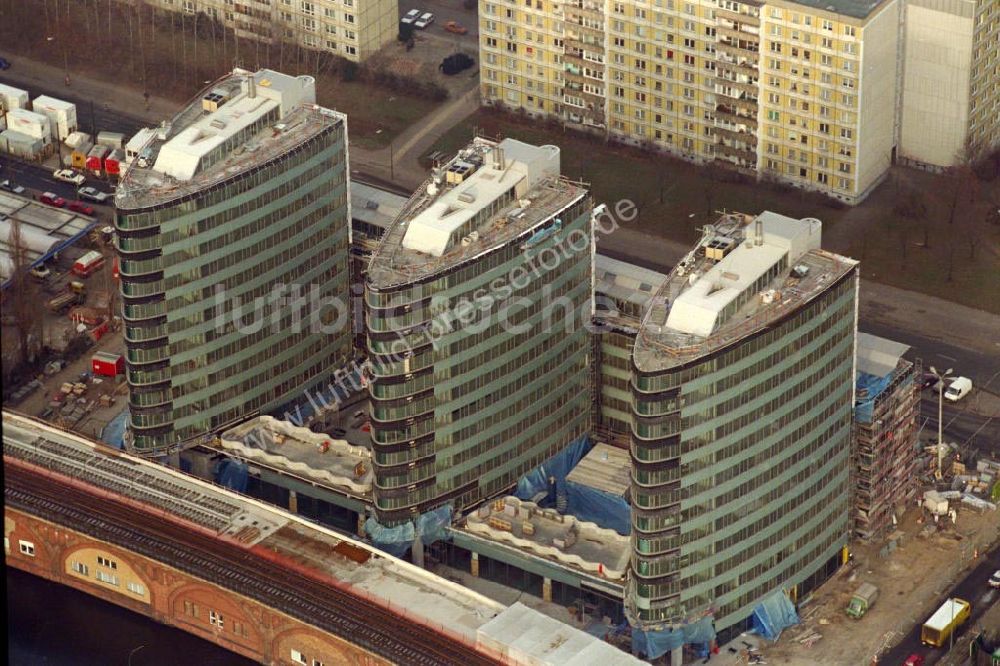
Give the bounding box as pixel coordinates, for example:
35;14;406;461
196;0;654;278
7;568;253;665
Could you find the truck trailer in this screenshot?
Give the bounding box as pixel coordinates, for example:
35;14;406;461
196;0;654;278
921;598;971;647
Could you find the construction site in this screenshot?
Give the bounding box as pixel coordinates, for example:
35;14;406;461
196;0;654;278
852;333;922;542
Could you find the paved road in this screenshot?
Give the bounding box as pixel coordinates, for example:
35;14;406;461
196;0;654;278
879;544;1000;665
0;74;150;140
0;160;114;219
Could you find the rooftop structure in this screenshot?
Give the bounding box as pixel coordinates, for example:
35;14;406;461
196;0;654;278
0;191;97;284
117;69;343;209
635;212;857;372
367;137;588;288
781;0;889;20
594;254;667;329
458;496;631;582
566;443;632;498
351;181;407;238
477;602;645;665
214;416;372;499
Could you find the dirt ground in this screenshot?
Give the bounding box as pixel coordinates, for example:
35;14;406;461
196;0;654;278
755;508;1000;666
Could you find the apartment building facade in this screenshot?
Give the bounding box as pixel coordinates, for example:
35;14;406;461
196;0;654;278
116;69;353;454
365;138;594;526
148;0;397;62
899;0;999;169
481;0;996;203
627;212;859;635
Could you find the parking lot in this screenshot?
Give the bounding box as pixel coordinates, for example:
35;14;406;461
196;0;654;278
373;0;480;98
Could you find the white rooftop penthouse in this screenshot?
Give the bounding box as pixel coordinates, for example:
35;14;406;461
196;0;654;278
153;69;317;181
665;212;822;337
401;138;561;257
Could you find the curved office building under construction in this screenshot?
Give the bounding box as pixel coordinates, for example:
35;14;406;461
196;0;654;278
115;69;353;454
365;137;593;527
628;212;860;638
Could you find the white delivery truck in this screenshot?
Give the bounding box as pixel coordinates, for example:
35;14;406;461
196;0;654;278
944;377;973;402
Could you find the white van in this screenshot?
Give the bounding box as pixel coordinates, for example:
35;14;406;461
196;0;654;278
944;377;973;402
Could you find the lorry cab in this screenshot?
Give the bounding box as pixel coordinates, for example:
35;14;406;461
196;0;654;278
944;377;972;402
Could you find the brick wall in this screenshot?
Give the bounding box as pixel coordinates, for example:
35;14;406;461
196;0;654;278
4;507;389;666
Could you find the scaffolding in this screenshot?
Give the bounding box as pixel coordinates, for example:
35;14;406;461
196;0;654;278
851;356;922;541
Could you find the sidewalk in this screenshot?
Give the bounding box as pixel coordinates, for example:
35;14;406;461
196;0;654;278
350;85;480;190
0;52;179;125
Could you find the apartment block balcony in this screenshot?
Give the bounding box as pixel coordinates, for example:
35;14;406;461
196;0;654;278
713;125;758;146
715;7;760;26
717;58;758;77
717;23;760;43
717;37;759;57
715;76;759;96
715;141;757;165
715;104;758;128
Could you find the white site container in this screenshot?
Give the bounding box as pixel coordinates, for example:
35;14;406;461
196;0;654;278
33;95;78;141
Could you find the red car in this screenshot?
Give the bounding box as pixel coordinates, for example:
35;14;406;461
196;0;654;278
38;191;67;208
67;200;96;216
903;654;925;666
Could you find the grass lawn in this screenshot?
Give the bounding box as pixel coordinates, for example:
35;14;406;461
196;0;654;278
425;110;1000;313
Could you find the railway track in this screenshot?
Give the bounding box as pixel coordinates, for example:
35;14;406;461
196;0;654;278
5;462;499;666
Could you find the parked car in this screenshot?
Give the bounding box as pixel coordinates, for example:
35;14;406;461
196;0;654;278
944;376;973;402
0;179;26;194
67;200;96;216
38;192;67;208
77;186;111;203
0;57;10;70
440;52;475;75
920;374;939;391
401;8;421;24
29;264;51;280
329;427;347;437
989;570;1000;588
903;655;924;666
53;168;86;185
444;20;468;34
415;11;435;28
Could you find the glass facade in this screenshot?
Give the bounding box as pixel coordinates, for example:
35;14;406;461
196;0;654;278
628;269;859;632
366;196;594;525
597;329;635;436
117;122;352;453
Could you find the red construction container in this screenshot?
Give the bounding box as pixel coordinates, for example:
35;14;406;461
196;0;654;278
86;144;110;174
105;148;125;175
73;250;105;277
91;351;124;377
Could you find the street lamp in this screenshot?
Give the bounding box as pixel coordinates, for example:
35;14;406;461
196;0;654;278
928;366;953;478
128;645;145;665
47;36;69;85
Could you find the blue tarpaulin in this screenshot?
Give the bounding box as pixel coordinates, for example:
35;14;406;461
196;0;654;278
631;617;717;660
565;477;631;535
273;368;364;425
751;590;799;641
214;458;249;493
100;408;128;449
514;434;592;502
515;435;630;534
365;504;453;557
854;371;896;423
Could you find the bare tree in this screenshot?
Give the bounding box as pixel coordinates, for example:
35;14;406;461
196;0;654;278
5;220;44;370
894;186;929;248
